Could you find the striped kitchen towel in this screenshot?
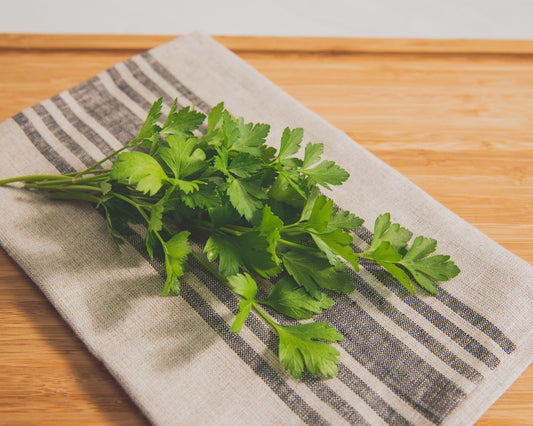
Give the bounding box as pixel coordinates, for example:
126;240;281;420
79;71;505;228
0;32;531;425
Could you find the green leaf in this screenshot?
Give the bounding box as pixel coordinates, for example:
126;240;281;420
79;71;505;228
227;272;258;300
147;188;173;234
162;98;178;129
402;235;437;260
305;195;333;233
400;236;460;294
207;101;224;133
275;322;343;379
239;231;281;278
310;229;360;271
135;97;162;142
173;179;202;194
228;153;264;178
161;230;192;296
300;187;320;221
222;111;240;148
181;186;220;209
166;230;192;264
222;111;270;155
258;205;284;265
100;181;112;195
327;208;364;232
227;273;258;333
110;151;168;196
205;229;277;278
227;179;265;221
233;121;270;154
301;160;350;190
282;249;355;298
158;134;206;179
213;146;229;176
162;255;180;296
302;142;324;168
368;241;403;263
231;299;253;333
379;261;416;294
204;234;242;277
280;157;303;169
369;213;413;253
163;106;205;139
269;171;306;207
145;229;158;259
207;203;240;228
260;277;334;320
277;127;303;161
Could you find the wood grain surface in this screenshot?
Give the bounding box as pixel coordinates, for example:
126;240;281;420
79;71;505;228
0;34;531;425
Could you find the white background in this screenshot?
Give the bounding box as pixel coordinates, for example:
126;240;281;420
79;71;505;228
1;0;532;39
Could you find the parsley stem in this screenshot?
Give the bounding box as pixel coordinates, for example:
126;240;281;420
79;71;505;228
70;174;110;184
47;192;101;203
281;223;302;232
278;239;317;252
65;168;112;176
0;171;112;187
74;141;136;177
190;251;228;284
252;302;279;330
110;192;150;222
0;174;70;185
24;183;102;192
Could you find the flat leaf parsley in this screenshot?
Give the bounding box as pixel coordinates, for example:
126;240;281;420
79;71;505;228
0;99;460;379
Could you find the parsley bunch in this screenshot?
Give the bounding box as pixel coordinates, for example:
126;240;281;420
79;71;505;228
0;99;460;379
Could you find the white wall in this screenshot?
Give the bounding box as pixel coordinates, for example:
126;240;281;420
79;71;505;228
1;0;532;39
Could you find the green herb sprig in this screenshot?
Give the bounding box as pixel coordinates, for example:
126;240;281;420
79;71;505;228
0;99;460;379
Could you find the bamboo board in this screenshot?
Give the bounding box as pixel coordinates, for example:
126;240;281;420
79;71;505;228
0;34;531;425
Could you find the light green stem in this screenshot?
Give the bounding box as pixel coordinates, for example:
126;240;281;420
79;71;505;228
278;239;318;252
252;302;279;330
0;174;70;185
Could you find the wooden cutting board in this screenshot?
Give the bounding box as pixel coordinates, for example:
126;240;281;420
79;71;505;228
0;34;531;425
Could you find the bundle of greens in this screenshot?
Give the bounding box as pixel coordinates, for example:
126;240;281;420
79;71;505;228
0;99;460;379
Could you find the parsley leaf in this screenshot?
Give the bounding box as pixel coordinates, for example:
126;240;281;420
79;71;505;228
162;106;205;140
400;236;460;294
282;249;355;298
227;179;266;221
228;152;264;178
259;276;334;320
227;273;258;332
222;111;270;155
304;194;333;233
134;97;163;143
275;322;343;379
369;213;413;253
162;230;192;296
239;231;281;278
310;229;360;271
110;151;168;196
158;134;206;180
301;142;324;168
227;272;258;299
277;127;304;162
204;234;242;277
258;205;284;265
362;215;460;294
207;101;224;134
301;160;350;190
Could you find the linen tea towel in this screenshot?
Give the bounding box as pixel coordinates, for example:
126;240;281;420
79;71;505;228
0;32;531;425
